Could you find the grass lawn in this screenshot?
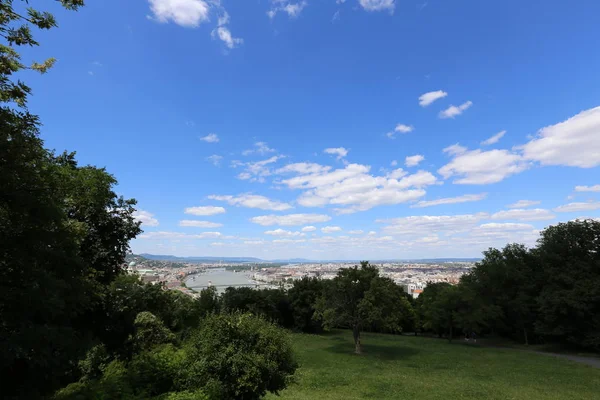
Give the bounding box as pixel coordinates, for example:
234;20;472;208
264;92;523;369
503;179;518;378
266;330;600;400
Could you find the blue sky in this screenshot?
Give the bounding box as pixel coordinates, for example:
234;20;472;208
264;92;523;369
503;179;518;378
25;0;600;259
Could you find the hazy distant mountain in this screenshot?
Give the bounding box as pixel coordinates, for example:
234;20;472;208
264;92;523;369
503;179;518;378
133;254;479;264
139;254;263;263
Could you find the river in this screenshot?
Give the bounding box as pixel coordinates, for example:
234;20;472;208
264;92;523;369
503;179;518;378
185;268;266;293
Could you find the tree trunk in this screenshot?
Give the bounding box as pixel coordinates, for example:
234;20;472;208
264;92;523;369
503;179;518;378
448;323;453;343
353;325;362;354
524;327;529;346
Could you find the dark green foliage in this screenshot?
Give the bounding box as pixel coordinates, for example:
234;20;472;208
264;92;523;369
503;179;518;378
132;312;176;351
196;286;220;317
221;286;294;328
287;277;324;333
315;261;414;353
535;220;600;350
179;313;298;400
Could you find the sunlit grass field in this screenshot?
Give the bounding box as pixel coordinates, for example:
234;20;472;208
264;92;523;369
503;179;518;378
267;330;600;400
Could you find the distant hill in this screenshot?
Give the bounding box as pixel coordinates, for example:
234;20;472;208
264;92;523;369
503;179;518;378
138;253;264;263
132;254;480;264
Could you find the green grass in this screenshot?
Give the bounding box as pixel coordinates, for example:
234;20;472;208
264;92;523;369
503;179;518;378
266;330;600;400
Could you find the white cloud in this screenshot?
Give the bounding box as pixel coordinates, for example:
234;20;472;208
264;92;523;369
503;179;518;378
206;154;223;166
438;148;528;184
133;210;159;227
264;228;304;237
405;154;425;167
200;133;219;143
491;209;555;221
273;239;306;244
324;147;349;160
212;26;243;49
184;206;226;216
507;200;541;209
233;155;284;183
359;0;395;12
301;226;317;232
519;106;600;168
208;194;292;211
148;0;210;27
442;143;467;156
179;220;223;228
481;130;506;146
419;90;447;107
553;201;600;213
390;160;398;167
368;231;377;236
139;231;222;240
321;226;342;233
412;193;487;208
277;163;332;175
280;162;438;214
378;213;489;236
575;185;600;192
268;1;307;19
348;230;364;234
251;213;332;226
386;124;414;139
242;142;276;156
439;101;473;119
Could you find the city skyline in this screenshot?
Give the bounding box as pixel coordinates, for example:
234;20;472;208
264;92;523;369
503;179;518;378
31;0;600;259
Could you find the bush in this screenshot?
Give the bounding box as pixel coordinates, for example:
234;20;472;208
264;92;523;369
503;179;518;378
178;313;298;399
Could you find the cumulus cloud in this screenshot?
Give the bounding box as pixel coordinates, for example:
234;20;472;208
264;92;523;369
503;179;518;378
250;213;332;226
242;142;276;156
282;163;438;214
442;143;467;156
324;147;349;160
212;26;243;49
267;0;307;19
200;133;219;143
386;124;414;139
405;154;425;167
301;226;317;232
507;200;541;209
277;163;332;175
438;147;528;184
519;106;600;168
208;194;292;211
439;101;473;119
491;208;555;221
139;231;222;239
264;229;304;237
233;155;284;183
412;193;487;208
133;210;159;227
359;0;395;12
348;230;364;234
575;185;600;192
206;154;223;166
184;206;226;216
321;226;342;233
378;213;489;236
553;201;600;213
179;220;223;228
481;130;506;146
390;160;398;167
419;90;447;107
148;0;210;27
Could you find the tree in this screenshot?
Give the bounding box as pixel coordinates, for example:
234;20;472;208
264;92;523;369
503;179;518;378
287;277;324;333
179;313;298;399
535;220;600;350
467;244;540;344
315;261;412;354
415;282;452;335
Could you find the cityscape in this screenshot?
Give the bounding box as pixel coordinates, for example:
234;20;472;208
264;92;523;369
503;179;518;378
125;254;474;298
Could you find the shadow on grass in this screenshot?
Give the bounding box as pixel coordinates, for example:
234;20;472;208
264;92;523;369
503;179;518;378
325;340;420;360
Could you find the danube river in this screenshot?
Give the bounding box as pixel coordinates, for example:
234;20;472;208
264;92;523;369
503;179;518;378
185;268;267;293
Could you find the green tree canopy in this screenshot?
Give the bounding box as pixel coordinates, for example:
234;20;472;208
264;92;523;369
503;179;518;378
315;261;414;354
